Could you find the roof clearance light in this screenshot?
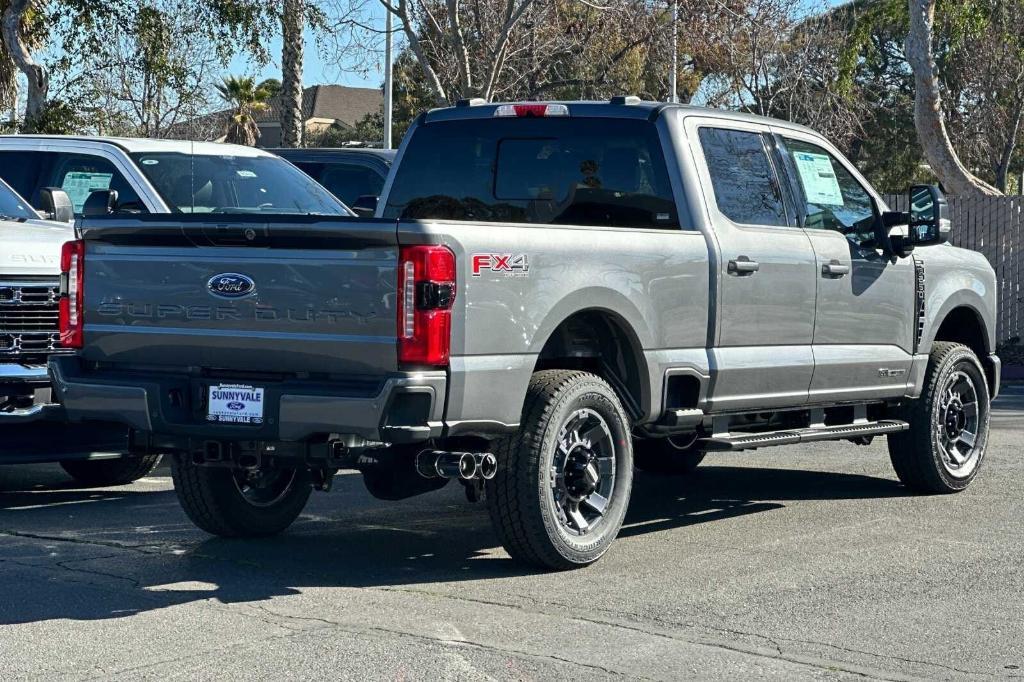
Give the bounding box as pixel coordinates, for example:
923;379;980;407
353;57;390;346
494;104;570;118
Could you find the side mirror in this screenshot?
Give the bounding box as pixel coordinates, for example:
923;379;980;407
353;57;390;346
82;189;118;217
351;194;378;218
906;184;950;245
38;187;74;222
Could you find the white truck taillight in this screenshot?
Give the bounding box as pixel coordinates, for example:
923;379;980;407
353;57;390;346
397;245;456;366
59;239;85;348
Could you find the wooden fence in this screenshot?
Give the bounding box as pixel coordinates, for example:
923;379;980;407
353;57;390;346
884;194;1023;344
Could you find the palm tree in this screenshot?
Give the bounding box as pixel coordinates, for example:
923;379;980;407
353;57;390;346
215;75;271;146
279;0;304;148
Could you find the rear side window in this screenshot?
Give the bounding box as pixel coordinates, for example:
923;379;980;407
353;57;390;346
698;127;788;227
384;118;678;229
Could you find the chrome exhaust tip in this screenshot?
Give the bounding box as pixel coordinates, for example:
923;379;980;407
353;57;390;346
475;452;497;480
416;450;495;480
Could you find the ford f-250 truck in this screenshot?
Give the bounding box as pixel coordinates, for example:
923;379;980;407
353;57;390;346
49;99;999;569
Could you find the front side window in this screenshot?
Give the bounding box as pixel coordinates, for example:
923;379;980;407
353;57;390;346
131;153;350;215
782;138;877;242
384;117;678;229
50;154;143;214
698;127;788;227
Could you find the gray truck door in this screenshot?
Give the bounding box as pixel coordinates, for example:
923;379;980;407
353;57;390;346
686;119;816;411
773;131;915;401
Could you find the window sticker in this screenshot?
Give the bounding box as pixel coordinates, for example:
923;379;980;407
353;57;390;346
61;171;113;211
792;152;843;206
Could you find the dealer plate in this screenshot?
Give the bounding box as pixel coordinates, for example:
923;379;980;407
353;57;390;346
207;384;264;424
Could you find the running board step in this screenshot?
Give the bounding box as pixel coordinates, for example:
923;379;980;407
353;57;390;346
698;420;909;452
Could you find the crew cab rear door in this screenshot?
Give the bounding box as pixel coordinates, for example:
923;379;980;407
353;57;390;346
771;128;915;400
78;215;399;376
685;116;816;411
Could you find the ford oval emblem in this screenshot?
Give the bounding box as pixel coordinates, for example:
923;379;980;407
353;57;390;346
207;273;255;299
226;401;245;411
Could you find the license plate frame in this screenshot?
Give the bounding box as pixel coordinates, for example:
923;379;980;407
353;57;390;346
206;384;265;424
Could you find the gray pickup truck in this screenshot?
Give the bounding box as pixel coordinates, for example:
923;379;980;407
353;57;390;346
50;99;999;569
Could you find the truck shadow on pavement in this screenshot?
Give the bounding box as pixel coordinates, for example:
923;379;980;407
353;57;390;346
0;463;908;626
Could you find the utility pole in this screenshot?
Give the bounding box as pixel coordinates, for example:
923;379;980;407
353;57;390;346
669;0;678;103
383;8;393;150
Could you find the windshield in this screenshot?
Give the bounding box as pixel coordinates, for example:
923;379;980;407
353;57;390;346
0;178;37;221
130;152;351;216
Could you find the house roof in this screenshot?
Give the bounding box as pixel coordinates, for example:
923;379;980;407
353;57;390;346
166;84;383;143
254;85;382;126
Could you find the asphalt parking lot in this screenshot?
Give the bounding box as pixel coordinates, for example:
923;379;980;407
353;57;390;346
1;385;1022;681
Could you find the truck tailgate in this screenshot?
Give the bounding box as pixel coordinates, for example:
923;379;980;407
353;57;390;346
78;217;399;376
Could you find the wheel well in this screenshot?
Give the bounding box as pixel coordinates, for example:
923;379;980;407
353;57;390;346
933;306;996;388
933;307;988;358
534;310;647;420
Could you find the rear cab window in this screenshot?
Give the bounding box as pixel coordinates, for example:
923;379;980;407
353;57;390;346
384;117;679;229
130;152;350;216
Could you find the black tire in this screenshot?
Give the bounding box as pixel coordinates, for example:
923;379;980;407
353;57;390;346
60;454;162;486
170;455;312;537
888;342;991;493
486;370;633;570
633;435;706;475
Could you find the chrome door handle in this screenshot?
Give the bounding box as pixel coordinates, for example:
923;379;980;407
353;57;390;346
821;260;850;277
728;257;760;275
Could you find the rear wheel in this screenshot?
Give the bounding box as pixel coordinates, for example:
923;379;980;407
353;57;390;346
888;342;990;493
60;454;162;487
486;370;633;570
171;456;312;537
633;435;706;475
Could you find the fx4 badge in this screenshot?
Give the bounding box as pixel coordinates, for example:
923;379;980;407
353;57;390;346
471;253;530;278
878;368;907;378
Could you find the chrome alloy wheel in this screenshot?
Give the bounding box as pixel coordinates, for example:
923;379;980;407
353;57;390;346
549;408;617;536
232;467;299;508
936;370;982;478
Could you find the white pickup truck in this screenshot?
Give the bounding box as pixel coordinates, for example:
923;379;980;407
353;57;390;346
0;136;349;219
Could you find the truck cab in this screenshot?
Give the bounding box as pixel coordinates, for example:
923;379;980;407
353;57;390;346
0;136;351;218
48;100;999;567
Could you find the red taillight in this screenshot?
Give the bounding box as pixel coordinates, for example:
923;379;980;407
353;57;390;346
398;245;455;366
59;240;84;348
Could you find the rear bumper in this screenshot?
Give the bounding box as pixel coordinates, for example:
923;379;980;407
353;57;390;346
49;356;446;445
0;362;65;424
0;363;51;384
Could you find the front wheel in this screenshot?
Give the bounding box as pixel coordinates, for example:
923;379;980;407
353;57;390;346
486;370;633;570
171;456;312;537
60;454;162;487
888;342;991;493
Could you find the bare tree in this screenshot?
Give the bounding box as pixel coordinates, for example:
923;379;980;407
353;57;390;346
78;2;223;138
381;0;539;104
906;0;1000;195
280;0;305;147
